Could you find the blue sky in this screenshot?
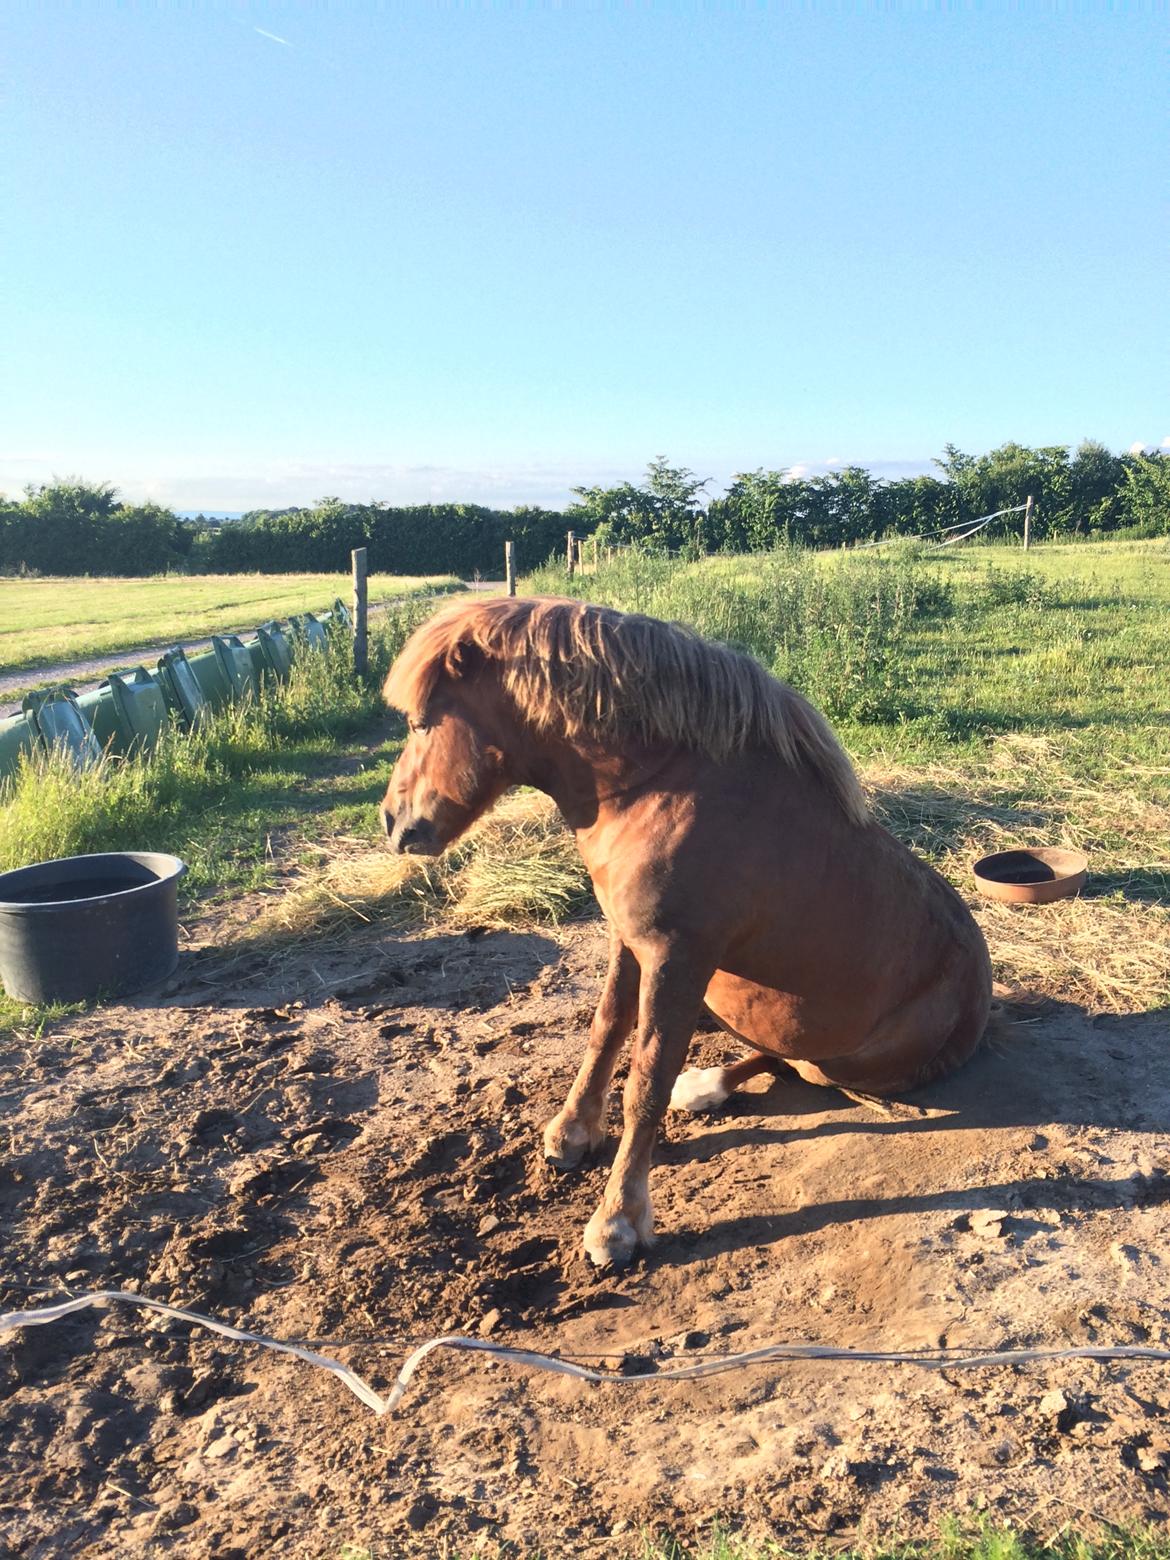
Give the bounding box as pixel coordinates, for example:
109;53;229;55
2;3;1166;512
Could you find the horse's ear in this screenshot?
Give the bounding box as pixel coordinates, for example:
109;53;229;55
444;638;483;680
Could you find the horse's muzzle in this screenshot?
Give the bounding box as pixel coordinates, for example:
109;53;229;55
384;810;439;856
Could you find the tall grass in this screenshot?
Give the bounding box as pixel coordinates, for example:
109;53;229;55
0;603;431;890
512;544;1170;1016
527;547;954;722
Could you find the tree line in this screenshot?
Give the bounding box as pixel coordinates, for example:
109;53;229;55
2;441;1167;578
572;444;1170;554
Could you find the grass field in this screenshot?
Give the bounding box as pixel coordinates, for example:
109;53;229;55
0;596;437;1034
3;536;1168;1028
335;1522;1170;1560
0;570;460;674
530;538;1170;753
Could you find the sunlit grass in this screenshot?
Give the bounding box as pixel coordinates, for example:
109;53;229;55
632;1517;1170;1560
0;570;461;675
371;1516;1170;1560
521;540;1170;1014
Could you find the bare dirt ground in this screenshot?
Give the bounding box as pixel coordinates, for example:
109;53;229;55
2;903;1169;1558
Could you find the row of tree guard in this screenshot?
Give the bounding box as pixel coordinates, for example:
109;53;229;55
0;600;352;785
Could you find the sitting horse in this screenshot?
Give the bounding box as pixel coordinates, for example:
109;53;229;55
381;595;992;1268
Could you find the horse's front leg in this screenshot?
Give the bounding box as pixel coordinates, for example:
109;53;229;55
543;934;639;1169
582;948;710;1268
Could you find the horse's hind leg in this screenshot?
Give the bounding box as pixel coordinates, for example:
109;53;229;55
543;933;639;1170
670;1051;782;1113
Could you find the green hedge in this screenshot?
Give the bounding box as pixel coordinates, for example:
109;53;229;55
0;483;194;576
193;500;575;577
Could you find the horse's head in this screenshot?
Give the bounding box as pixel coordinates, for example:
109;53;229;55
380;648;510;856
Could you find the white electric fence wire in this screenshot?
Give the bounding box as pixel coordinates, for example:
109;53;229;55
936;504;1028;532
5;1289;1170;1418
383;1337;1170;1414
855;503;1027;549
937;513;1000;547
0;1290;391;1415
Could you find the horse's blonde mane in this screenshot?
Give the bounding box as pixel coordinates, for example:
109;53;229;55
384;595;869;826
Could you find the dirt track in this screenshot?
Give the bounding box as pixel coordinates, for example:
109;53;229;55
2;906;1169;1557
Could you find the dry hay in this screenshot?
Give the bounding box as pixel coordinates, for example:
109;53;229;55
866;733;1170;1015
975;896;1170;1013
251;789;590;949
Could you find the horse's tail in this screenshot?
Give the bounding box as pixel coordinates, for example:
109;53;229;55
985;979;1053;1036
991;977;1056;1012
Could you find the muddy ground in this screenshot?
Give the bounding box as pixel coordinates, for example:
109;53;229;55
1;903;1169;1558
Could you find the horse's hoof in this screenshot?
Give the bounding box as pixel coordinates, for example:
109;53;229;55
542;1114;599;1170
583;1210;642;1269
669;1066;731;1113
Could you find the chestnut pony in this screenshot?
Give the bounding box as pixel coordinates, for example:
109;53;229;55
381;595;992;1268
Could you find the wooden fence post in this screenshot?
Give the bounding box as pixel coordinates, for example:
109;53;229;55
566;531;576;577
1023;494;1034;551
505;539;516;597
576;538;584;571
592;536;598;571
351;546;368;676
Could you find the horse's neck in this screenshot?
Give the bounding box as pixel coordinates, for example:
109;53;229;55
504;720;672;833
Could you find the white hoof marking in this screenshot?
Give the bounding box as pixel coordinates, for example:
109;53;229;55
669;1066;731;1113
542;1114;600;1169
583;1211;641;1269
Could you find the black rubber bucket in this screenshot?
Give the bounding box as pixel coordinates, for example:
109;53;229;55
0;851;186;1004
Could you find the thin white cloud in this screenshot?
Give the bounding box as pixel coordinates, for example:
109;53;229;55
254;27;292;46
0;452;1013;512
93;459;633;513
1130;441;1148;455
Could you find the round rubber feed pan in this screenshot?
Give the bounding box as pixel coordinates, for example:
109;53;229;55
971;847;1088;905
0;851;186;1005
